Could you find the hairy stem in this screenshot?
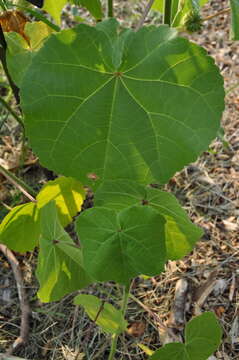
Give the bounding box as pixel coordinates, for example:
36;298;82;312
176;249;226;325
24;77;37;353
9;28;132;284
135;0;155;31
0;26;20;104
0;164;37;201
108;282;131;360
0;96;24;127
108;0;113;17
164;0;172;25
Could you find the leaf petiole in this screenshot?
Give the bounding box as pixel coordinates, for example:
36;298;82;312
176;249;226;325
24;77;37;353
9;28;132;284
108;282;131;360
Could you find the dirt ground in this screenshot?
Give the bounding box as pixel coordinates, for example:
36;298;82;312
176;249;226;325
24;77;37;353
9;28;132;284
0;0;238;359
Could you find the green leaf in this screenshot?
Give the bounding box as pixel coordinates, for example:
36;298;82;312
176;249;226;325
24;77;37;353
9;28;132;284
185;312;222;360
70;0;103;20
150;343;186;360
76;205;166;284
21;19;224;187
95;180;203;259
43;0;67;24
37;176;85;227
74;294;128;334
36;201;92;302
150;312;222;360
0;203;40;252
230;0;239;40
5;21;53;86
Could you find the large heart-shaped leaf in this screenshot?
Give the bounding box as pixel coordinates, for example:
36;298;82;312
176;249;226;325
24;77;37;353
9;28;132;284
76;205;166;284
36;201;92;302
95;180;203;259
21;19;224;187
150;312;222;360
74;294;128;334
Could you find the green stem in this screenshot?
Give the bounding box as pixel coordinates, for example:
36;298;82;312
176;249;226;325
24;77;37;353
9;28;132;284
0;164;37;201
108;0;113;17
108;282;131;360
0;96;24;128
164;0;172;25
0;0;7;11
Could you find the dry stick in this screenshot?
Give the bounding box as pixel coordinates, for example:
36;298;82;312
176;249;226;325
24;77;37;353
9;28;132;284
0;164;37;202
135;0;155;31
202;7;230;22
0;244;31;356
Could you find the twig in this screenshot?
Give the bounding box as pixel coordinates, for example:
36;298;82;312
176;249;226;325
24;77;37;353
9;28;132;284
0;164;37;201
135;0;155;31
169;278;188;328
202;7;230;22
0;355;29;360
0;244;31;356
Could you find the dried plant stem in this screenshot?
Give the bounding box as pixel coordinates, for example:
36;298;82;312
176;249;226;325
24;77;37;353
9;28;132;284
0;244;31;356
135;0;155;31
203;7;230;21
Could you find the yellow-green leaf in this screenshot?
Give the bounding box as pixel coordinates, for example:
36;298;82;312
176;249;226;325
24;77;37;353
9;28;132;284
43;0;67;24
37;176;85;227
37;201;92;302
0;203;40;252
74;294;128;334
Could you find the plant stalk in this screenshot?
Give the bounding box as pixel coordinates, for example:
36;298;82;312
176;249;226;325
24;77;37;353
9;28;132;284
0;164;37;201
135;0;155;31
0;26;20;104
107;0;113;17
108;282;131;360
0;96;24;127
164;0;172;25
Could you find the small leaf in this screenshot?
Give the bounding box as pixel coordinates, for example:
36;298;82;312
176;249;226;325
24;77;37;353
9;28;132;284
76;205;166;284
230;0;239;40
37;176;85;227
150;343;186;360
43;0;67;24
74;294;127;334
0;203;40;252
36;201;92;302
185;312;222;360
150;312;222;360
71;0;103;20
95;180;203;259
